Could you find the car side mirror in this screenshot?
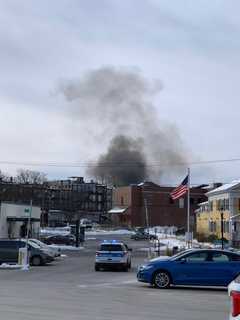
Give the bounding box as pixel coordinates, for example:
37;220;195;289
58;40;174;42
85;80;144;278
128;248;133;252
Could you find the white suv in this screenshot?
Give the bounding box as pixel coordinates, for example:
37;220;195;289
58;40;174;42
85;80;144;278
95;240;132;271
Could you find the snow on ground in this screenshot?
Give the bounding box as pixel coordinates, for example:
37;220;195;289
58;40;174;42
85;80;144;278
85;229;135;236
0;263;22;269
40;228;70;236
41;228;135;236
48;244;85;251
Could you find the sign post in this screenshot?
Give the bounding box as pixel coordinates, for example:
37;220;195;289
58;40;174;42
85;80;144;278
22;201;32;271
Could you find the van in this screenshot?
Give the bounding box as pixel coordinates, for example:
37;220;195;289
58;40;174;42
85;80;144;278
0;240;54;266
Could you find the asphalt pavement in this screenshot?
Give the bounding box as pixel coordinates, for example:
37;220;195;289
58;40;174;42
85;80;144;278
0;235;230;320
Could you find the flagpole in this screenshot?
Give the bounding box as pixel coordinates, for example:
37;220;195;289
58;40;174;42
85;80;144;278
187;167;191;248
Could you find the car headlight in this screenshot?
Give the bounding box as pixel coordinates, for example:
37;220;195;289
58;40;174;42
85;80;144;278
139;264;153;271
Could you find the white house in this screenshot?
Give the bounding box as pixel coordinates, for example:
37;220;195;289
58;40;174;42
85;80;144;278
206;180;240;247
0;202;41;239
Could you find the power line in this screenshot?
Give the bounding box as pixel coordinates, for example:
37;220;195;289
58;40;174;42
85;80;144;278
1;157;240;168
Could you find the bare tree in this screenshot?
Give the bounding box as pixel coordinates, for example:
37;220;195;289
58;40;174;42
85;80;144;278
0;170;10;182
16;169;47;184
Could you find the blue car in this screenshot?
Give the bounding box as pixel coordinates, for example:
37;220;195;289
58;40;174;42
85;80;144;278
137;249;240;288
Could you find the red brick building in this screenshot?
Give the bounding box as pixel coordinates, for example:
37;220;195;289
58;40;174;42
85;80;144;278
111;182;207;232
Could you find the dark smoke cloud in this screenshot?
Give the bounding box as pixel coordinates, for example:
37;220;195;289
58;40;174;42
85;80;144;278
90;135;147;186
60;67;187;186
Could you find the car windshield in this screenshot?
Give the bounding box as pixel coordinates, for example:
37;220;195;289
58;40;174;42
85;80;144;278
31;239;46;247
100;244;123;251
28;241;41;249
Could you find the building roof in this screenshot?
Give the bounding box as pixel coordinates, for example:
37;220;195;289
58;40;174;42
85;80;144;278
207;179;240;196
198;201;208;206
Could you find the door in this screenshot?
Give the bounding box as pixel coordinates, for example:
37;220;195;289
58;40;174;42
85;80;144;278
207;251;240;286
173;251;212;285
0;241;19;263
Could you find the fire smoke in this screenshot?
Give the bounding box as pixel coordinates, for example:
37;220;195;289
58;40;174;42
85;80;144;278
60;67;187;186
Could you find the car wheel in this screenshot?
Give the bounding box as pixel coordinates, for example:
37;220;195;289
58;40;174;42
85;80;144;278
153;271;171;289
95;264;100;271
31;256;42;267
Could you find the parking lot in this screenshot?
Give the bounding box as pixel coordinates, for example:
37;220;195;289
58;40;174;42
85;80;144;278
0;235;230;320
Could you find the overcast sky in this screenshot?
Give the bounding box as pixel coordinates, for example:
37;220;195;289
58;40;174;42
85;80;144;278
0;0;240;184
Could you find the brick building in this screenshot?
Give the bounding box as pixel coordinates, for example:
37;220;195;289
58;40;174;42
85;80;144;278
44;177;112;225
0;177;112;226
111;181;207;232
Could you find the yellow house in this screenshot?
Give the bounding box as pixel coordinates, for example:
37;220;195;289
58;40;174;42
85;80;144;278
196;200;230;241
196;180;240;246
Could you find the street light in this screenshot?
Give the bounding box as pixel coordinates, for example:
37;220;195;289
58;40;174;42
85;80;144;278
220;206;224;250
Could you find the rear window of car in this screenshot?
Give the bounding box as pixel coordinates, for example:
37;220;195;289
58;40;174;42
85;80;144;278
211;252;230;262
100;244;123;251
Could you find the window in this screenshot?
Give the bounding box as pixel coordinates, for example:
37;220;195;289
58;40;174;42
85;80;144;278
184;252;208;262
226;198;230;210
223;221;229;233
211;252;230;262
179;198;184;208
231;254;240;261
100;244;123;251
209;201;213;211
190;198;194;205
169;197;174;204
209;221;216;232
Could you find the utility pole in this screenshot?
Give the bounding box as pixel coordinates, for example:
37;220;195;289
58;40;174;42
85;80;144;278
144;197;151;258
187;167;191;248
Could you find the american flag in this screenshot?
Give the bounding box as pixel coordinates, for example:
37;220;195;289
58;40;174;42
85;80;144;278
170;175;189;200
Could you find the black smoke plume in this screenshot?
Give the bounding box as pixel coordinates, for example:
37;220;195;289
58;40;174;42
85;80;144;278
60;67;187;186
90;135;147;186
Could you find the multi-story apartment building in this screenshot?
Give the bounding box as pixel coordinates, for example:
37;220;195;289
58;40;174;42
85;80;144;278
44;177;112;225
0;177;112;226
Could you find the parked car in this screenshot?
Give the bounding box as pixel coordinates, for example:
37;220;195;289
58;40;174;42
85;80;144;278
43;234;76;246
95;240;132;271
137;249;240;289
29;239;61;257
228;275;240;319
0;239;54;266
131;232;157;241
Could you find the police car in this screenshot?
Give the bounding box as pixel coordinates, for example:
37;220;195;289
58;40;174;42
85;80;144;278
95;240;132;271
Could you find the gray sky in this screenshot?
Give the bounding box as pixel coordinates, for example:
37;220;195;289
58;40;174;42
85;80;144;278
0;0;240;184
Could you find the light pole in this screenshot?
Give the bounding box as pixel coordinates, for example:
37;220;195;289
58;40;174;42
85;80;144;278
220;207;224;250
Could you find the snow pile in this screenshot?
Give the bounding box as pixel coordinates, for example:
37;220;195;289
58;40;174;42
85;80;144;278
40;227;70;236
41;227;134;236
147;226;178;236
85;229;135;236
48;244;85;251
0;263;22;269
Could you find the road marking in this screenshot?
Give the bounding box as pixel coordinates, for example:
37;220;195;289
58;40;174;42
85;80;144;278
77;279;138;289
